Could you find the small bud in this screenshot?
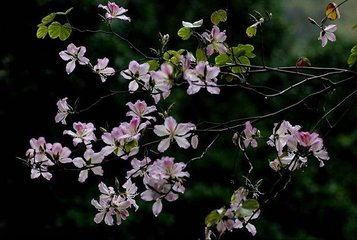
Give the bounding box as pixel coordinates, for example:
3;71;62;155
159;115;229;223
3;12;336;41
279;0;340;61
232;132;239;145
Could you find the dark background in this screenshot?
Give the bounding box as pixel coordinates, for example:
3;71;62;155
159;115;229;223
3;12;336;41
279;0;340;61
1;0;356;239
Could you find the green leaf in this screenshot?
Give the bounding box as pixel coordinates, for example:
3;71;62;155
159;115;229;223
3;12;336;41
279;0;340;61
246;26;257;38
215;54;229;66
177;27;192;40
351;45;357;54
237;207;253;218
147;60;159;71
353;24;357;29
41;12;56;25
347;53;357;67
204;209;224;227
36;24;48;39
232;56;250;73
196;48;207;62
48;21;61;39
211;9;227;25
233;44;255;58
59;23;72;40
124;140;138;153
241;199;260;210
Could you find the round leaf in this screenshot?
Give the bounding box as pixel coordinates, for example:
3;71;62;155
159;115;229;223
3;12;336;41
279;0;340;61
204;209;223;227
242;199;260;210
48;21;61;39
177;27;192;40
246;26;257;38
211;9;227;25
196;48;207;62
215;54;229;66
36;24;48;39
41;12;56;25
59;23;72;41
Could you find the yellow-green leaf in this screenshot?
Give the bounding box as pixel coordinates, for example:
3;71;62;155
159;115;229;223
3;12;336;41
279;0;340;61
196;48;207;62
204;209;224;227
177;27;192;40
48;21;61;39
59;23;72;41
147;60;159;71
241;199;260;210
36;24;48;39
246;26;257;38
41;12;56;25
215;54;229;66
211;9;227;25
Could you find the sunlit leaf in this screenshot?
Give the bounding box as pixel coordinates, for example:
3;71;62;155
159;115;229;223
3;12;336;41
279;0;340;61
177;27;192;40
204;209;224;227
48;21;61;39
347;53;357;67
241;199;260;210
196;48;207;62
59;23;72;41
36;24;48;39
210;9;227;25
215;54;229;66
325;2;340;20
41;12;56;25
147;60;159;71
246;26;257;38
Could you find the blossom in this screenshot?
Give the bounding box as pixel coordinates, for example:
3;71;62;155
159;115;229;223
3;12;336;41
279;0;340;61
47;142;72;164
150;63;174;103
153;116;195;152
93;57;115;82
120;61;150;92
72;149;104;182
63;122;97;147
126;157;151;178
201;25;227;56
242;121;259;148
184;61;220;95
59;43;89;74
126;100;157;122
55;97;72;125
98;1;131;22
26;137;54;180
318;24;337;47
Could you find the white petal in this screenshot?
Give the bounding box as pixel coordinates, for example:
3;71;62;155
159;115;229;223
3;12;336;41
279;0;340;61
158;138;171;152
152;199;163;217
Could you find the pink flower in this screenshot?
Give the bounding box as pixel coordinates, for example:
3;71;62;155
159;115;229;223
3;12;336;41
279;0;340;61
93;57;115;82
98;1;131;22
72;149;104;183
59;43;89;74
185;61;220;95
242;121;259;148
202;25;227;56
318;24;337;47
121;61;150;92
63;122;97;147
55;97;72;125
126;100;157;122
153;116;195;152
150;63;174;103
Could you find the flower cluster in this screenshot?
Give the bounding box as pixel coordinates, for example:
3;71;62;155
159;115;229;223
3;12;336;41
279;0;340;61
23;0;343;238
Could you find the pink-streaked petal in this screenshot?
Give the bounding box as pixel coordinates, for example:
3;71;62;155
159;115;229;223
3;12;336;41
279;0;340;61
94;211;105;224
152;199;163;217
191;135;199;149
129;80;139;92
246;223;257;236
104;212;114;226
66;60;76;74
165;117;177;132
72;157;86;168
92;166;104;176
59;51;71;61
158;138;171;152
326;32;336;42
153;125;169;137
78;170;88;183
141;190;154;201
174;136;190;149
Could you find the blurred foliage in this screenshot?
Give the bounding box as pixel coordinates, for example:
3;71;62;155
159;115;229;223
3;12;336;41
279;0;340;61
0;0;356;240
